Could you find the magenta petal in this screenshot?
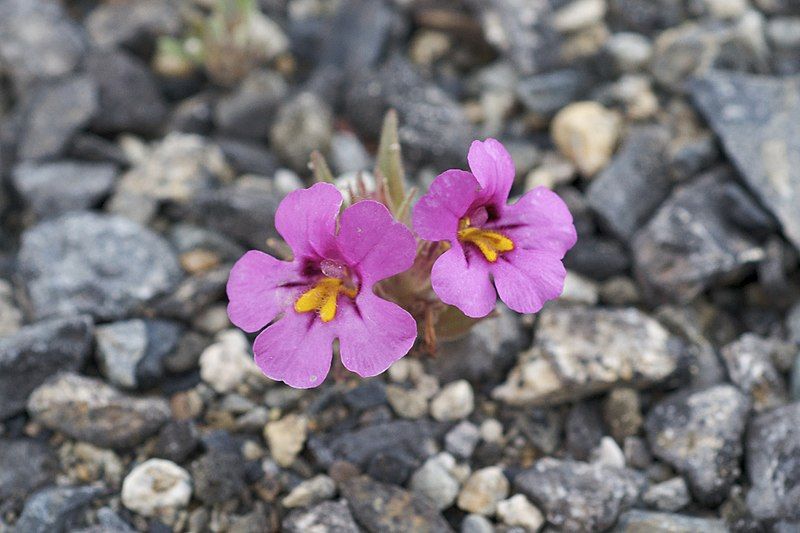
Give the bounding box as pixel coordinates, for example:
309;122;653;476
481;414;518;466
336;200;417;284
467;138;515;209
274;182;342;260
253;311;335;388
336;293;417;377
413;170;480;241
431;245;496;318
497;186;577;256
226;250;300;333
492;248;567;314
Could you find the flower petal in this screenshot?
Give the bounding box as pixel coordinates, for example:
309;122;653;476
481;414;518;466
336;200;417;285
253;311;335;388
336;293;417;378
413;170;480;241
494;186;577;256
431;244;496;318
226;250;301;333
275;182;342;260
467;138;515;209
492;248;567;314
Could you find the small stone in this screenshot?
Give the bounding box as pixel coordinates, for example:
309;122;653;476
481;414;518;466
517;70;591;120
340;475;454;532
496;494;545;532
604;32;652;73
515;458;642;532
192;451;246;505
153;421;199;464
12;161;117;218
623;436;653;470
642;477;691;512
552;0;607;33
199;329;264;393
494;306;681;406
560;270;600;305
457;466;509;516
410;454;461;510
265;414;308;467
121;459;192;520
604;388;643;442
85;0;181;52
445;421;481;459
13;485;102;533
721;334;789;412
27;372;171;449
614;510;728;533
0;316;93;419
645;384;749;505
461;514;493;533
746;401;800;521
330;131;372;175
214;70;286;140
283;500;360;533
591;437;626;469
18;211;182;321
0;439;58;504
387;384;429;419
431;380;475;421
366;452;417;486
0;280;22;337
551;102;621;177
270;92;333;171
282;474;336;508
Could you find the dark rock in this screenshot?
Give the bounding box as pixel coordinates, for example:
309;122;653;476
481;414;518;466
752;0;800;15
719;181;779;238
192;451;247;505
169;223;245;264
0;0;86;92
721;334;789;412
515;458;642;533
148;267;228;321
214;70;286;140
587;126;672;241
85;0;181;54
72;508;136;533
517;69;591;119
613;510;728;533
645;384;749;505
0;316;93;419
340;475;454;533
27;372;171;449
564;236;631;281
366;451;417;486
269;92;333;171
768;17;800;75
746;401;800;521
86;50;167;135
632;169;765;302
608;0;685;32
17;76;98;161
67;133;129;166
12;161;117;218
283;500;360;533
214;137;280;177
153;421;200;464
95;319;183;389
690;71;800;253
13;485;102;533
515;407;563;456
565;403;604;461
0;439;58;505
343;380;387;411
668;133;720;182
18;211;182;321
345;56;473;169
163;330;211;373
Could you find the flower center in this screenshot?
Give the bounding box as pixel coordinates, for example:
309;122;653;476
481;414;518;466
294;276;358;323
457;217;514;262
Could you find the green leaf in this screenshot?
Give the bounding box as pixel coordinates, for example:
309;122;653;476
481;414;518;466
375;109;406;214
434;305;483;342
310;150;335;183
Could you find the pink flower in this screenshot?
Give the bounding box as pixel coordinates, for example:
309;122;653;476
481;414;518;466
227;183;417;388
413;139;577;318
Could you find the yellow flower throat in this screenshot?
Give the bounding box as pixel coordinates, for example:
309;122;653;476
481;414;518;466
457;217;514;262
294;277;358;323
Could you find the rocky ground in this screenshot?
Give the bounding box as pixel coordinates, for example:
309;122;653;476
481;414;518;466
1;0;800;532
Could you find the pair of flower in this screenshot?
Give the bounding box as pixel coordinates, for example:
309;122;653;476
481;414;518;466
227;139;577;388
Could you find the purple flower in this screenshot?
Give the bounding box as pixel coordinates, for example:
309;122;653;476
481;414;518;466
413;139;577;318
227;182;417;388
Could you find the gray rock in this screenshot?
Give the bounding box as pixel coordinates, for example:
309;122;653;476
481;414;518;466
632;169;765;302
345;56;474;169
340;475;454;533
270;92;333;170
690;71;800;253
192;451;246;505
18;211;182;321
153;421;200;464
12;161;117;218
86;49;167;135
27;372;171;449
95;319;183;389
613;510;727;533
564;236;631;281
746;401;800;521
18;76;98;160
768;17;800;75
445;421;481;460
213;137;280;177
587;126;672;241
494;306;682;406
641;477;691;512
0;316;93;419
0;0;86;92
515;458;642;533
644;384;749;505
721;334;789;412
0;439;58;505
13;485;102;533
148;267;228;321
72;508;135;533
215;70;286;140
283;500;360;533
516;69;591;119
86;0;181;53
